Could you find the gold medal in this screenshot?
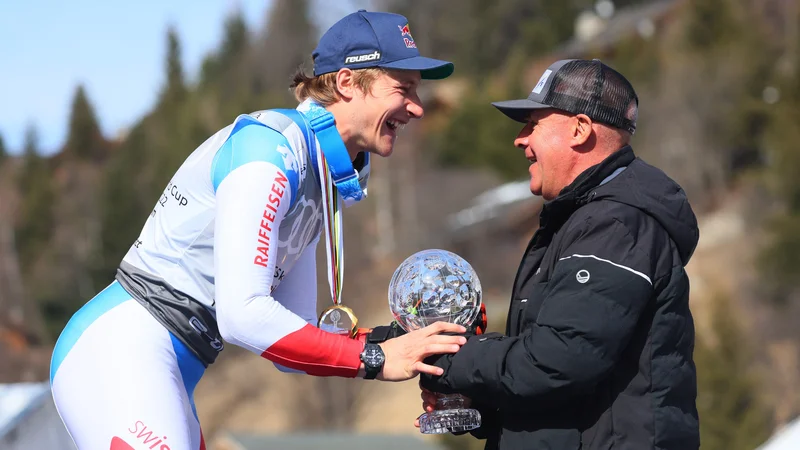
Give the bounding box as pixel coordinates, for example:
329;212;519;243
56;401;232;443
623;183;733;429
318;304;358;338
313;114;360;339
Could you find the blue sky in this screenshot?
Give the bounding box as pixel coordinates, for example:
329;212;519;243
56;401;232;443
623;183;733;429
0;0;366;155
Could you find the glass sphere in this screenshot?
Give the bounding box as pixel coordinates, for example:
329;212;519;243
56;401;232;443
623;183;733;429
388;249;482;331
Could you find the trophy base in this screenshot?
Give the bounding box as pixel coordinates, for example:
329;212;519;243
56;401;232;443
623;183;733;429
418;408;481;434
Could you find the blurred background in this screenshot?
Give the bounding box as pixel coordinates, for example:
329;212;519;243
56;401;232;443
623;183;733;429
2;0;800;449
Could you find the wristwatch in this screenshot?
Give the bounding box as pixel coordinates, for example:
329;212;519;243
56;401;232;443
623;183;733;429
360;343;385;380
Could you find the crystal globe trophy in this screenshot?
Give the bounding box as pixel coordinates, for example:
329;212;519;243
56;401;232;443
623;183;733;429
388;249;483;434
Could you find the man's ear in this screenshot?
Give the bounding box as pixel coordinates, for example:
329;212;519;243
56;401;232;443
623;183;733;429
573;114;593;146
336;68;356;101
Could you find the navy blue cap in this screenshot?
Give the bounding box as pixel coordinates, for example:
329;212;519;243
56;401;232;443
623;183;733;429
312;10;454;80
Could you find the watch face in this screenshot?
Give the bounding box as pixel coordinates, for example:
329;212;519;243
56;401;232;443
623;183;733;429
363;345;385;366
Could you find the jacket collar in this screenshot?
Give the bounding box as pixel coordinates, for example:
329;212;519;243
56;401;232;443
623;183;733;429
539;145;635;230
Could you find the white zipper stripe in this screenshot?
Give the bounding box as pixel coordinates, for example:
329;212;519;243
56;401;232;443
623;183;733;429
559;254;652;285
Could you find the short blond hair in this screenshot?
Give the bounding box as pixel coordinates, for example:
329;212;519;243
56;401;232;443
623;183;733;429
290;67;387;107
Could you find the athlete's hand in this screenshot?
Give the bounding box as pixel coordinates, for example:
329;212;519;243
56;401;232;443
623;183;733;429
377;322;466;382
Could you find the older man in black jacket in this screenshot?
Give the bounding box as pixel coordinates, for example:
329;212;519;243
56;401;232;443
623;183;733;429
418;59;700;450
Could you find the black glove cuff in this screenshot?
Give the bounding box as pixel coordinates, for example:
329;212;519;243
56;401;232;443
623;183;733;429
367;321;406;344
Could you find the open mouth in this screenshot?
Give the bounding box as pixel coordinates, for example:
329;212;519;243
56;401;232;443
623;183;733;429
386;119;406;133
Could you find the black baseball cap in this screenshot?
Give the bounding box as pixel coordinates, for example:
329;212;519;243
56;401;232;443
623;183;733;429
492;59;638;133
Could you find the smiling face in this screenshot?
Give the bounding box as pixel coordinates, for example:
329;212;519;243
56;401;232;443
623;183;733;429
512;108;632;200
513;109;580;200
332;69;424;158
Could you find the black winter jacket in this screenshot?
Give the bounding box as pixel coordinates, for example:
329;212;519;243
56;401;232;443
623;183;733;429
421;146;700;450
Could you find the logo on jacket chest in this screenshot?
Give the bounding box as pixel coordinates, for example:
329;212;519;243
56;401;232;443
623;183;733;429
576;269;590;284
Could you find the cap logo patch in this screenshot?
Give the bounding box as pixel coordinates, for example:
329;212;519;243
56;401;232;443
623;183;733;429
344;51;381;64
532;69;552;95
398;23;416;48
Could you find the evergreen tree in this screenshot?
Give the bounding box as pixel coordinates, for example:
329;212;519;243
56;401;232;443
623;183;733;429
161;25;187;108
380;0;596;177
90;27;192;287
758;45;800;296
220;12;249;71
695;293;772;450
64;84;106;160
152;26;199;187
199;10;253;125
15;125;54;270
0;132;7;164
200;11;249;90
382;0;589;79
94;125;149;286
433;84;530;180
254;0;315;101
684;0;738;50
